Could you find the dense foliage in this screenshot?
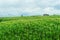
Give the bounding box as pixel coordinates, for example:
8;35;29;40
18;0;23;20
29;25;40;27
0;16;60;40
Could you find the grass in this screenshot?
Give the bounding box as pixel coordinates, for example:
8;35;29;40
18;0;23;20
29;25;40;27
0;16;60;40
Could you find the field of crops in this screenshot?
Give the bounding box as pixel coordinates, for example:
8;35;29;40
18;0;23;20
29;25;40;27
0;16;60;40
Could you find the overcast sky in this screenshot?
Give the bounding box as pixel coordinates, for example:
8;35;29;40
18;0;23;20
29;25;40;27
0;0;60;17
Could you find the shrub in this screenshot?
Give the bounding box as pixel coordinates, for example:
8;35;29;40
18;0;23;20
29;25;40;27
43;14;49;16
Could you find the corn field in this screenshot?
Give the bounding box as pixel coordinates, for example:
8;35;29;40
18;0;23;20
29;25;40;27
0;16;60;40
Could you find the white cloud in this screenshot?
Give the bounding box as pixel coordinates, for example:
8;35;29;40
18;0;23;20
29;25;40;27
42;7;60;15
0;0;60;17
43;7;54;14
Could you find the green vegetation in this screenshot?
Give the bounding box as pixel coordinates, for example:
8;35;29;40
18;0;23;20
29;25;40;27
0;16;60;40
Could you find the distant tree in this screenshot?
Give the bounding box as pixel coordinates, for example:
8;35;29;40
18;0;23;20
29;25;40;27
43;14;49;16
21;14;23;17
